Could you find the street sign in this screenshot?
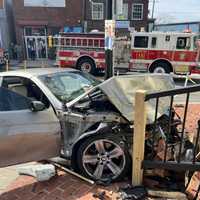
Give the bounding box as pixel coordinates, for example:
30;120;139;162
105;20;115;50
116;21;130;29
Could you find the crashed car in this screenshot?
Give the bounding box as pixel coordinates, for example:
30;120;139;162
0;68;176;182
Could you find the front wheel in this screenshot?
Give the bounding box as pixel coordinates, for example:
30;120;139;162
77;58;96;75
76;134;131;182
150;62;171;74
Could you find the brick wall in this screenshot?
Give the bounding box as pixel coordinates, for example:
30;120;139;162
84;0;149;32
12;0;83;44
0;0;4;9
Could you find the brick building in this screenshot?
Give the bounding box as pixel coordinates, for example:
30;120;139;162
12;0;83;59
83;0;149;32
0;0;13;49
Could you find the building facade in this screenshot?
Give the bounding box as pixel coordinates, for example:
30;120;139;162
12;0;83;59
84;0;149;33
11;0;149;59
0;0;13;50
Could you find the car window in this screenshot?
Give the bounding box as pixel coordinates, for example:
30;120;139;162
2;76;50;108
0;87;31;111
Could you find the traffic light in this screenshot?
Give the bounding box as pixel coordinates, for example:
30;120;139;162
48;35;53;48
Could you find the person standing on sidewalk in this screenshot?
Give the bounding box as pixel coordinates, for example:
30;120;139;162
17;45;23;63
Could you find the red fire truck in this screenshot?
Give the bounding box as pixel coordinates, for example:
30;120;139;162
53;31;200;75
53;32;105;74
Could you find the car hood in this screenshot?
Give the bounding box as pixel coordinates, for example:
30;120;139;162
97;74;175;123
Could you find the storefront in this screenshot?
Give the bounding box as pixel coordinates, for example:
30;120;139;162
24;26;48;60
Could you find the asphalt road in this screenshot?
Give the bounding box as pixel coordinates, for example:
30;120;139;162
174;78;200;104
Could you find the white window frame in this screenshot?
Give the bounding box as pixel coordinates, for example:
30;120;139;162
117;3;128;20
92;2;104;20
132;3;143;20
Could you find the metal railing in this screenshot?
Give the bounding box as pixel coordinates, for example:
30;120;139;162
132;84;200;186
143;84;200;171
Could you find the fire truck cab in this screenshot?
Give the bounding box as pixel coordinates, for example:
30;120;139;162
130;31;200;74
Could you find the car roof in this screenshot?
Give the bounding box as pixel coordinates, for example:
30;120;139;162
0;67;78;78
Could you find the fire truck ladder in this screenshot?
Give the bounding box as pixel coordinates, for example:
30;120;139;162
52;36;104;49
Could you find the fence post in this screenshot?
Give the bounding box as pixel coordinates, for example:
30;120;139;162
24;60;27;70
6;59;9;71
132;90;147;186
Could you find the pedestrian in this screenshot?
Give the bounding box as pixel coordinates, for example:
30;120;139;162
9;43;15;59
16;44;23;63
31;44;36;60
14;44;18;60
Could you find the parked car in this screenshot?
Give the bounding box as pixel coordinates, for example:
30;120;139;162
0;68;176;182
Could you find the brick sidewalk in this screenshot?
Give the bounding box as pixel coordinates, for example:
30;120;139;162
176;104;200;138
0;168;127;200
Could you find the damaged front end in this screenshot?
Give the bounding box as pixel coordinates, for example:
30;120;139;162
59;88;130;159
57;74;194;182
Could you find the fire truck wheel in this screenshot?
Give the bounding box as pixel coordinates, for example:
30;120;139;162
77;58;96;75
150;62;171;74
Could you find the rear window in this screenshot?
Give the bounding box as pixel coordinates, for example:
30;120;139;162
134;36;149;48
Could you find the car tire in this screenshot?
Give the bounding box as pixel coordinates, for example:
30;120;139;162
150;62;171;74
77;58;96;75
76;133;131;182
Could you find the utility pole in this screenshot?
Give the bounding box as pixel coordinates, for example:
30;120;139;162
151;0;156;19
105;0;113;80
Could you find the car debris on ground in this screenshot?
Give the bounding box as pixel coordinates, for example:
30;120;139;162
17;164;56;182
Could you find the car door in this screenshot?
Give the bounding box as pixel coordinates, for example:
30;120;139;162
0;87;61;168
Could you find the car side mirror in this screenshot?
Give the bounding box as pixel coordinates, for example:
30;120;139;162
30;101;46;112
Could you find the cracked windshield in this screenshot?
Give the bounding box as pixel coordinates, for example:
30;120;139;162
40;71;100;102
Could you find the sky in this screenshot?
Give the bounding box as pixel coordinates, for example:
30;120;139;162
149;0;200;23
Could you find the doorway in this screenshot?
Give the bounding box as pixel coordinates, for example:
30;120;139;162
24;36;48;60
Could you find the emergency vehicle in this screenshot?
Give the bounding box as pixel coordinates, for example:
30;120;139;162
53;32;105;75
52;31;200;75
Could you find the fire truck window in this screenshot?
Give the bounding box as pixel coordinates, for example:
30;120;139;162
151;37;157;48
134;36;149;48
165;36;170;42
176;37;190;49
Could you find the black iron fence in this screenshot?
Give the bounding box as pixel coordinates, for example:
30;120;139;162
143;85;200;171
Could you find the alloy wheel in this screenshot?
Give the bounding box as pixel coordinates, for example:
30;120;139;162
82;139;126;180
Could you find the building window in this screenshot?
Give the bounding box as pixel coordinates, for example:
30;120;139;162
24;27;46;36
92;3;104;20
117;3;128;20
132;4;143;20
